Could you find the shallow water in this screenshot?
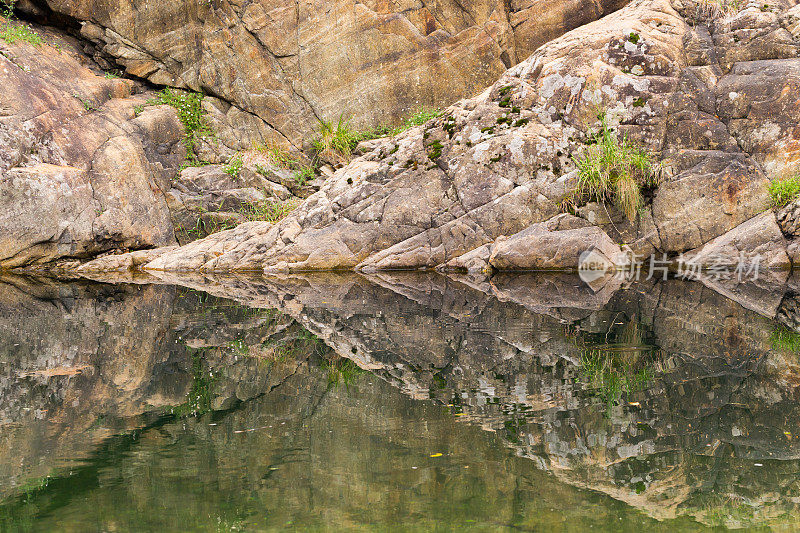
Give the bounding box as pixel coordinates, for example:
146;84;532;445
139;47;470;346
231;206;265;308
0;271;799;531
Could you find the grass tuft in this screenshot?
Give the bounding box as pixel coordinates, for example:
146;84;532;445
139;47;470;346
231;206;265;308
252;142;315;185
571;112;659;221
0;1;42;47
313;116;362;162
149;88;210;164
240;199;300;224
223;153;243;178
768;174;800;208
312;107;442;164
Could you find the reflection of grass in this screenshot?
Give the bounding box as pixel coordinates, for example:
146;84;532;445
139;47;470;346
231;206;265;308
580;349;653;410
578;320;656;415
702;495;756;529
322;358;367;391
171;351;216;418
771;325;800;354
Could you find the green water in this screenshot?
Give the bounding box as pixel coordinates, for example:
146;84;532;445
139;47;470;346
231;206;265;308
0;272;798;531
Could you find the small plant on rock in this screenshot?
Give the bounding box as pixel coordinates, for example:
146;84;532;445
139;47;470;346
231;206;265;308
313;116;362;162
241;199;300;224
699;0;743;17
570;112;659;222
0;1;43;46
150;88;210;164
768;174;800;207
252;142;317;184
223;152;243;178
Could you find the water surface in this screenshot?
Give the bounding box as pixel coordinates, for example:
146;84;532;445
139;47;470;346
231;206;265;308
0;272;799;531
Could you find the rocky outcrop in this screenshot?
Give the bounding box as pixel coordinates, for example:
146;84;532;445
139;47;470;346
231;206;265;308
133;0;800;274
23;0;630;148
442;213;628;273
0;22;184;269
166;160;322;245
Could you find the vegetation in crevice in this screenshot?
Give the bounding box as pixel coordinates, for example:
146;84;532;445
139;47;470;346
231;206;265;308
770;324;800;354
699;0;744;16
569;112;659;222
175;197;301;242
252;142;316;186
312;107;441;164
223;152;243;178
768;174;800;208
238;198;300;224
148;87;211;165
0;1;43;46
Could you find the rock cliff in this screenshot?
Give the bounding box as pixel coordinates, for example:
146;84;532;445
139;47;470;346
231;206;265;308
134;0;800;276
23;0;629;146
6;0;800;277
0;24;184;269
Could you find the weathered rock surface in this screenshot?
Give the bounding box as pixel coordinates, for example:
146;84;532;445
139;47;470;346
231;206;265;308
441;213;628;273
684;211;791;274
138;0;800;274
27;0;629;147
0;22;184;268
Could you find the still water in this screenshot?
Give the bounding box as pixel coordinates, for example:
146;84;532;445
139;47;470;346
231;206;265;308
0;271;799;531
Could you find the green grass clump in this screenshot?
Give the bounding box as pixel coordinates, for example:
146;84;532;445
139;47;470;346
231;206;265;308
768;174;800;207
0;22;42;45
149;88;210;164
241;199;300;224
770;325;800;353
223;153;243;178
313;116;362;162
571;112;658;221
699;0;743;16
1;0;42;47
253;142;316;185
312;107;442;163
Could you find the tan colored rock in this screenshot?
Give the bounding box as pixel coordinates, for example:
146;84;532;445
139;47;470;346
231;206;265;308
77;247;179;273
0;26;184;268
40;0;628;145
488;221;625;271
683;211;791;275
123;0;800;273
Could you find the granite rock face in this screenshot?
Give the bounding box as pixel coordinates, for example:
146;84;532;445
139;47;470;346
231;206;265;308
28;0;629;147
141;0;800;274
0;23;184;269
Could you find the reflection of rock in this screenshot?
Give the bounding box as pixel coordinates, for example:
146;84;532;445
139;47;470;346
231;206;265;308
133;270;800;528
0;275;321;499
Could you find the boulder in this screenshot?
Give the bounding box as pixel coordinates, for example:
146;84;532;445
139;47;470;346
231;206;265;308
442;214;625;272
488;223;626;271
77;247;179;273
683;211;791;281
0;25;184;268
